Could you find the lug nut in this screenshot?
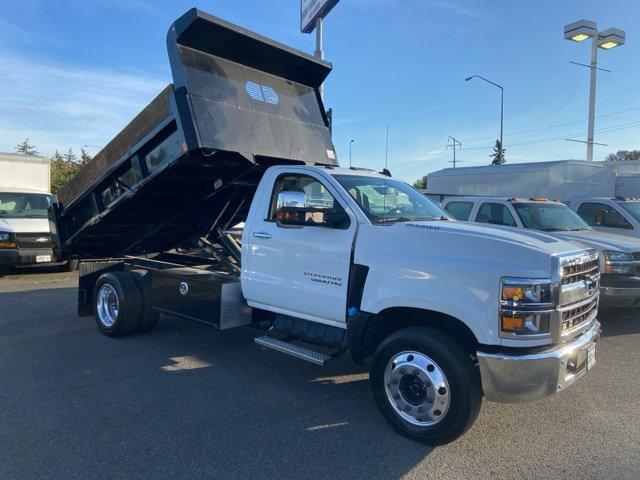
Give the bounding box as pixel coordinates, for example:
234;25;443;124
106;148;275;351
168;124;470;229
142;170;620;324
438;387;447;395
427;364;435;372
434;410;441;416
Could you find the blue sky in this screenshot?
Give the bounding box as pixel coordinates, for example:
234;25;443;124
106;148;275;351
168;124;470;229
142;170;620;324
1;0;638;182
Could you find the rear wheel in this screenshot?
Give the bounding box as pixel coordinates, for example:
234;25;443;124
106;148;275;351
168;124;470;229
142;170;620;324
370;327;482;445
94;272;141;337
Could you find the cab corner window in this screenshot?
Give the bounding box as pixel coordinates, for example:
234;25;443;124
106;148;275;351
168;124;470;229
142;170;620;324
476;203;516;227
444;201;474;221
268;174;349;229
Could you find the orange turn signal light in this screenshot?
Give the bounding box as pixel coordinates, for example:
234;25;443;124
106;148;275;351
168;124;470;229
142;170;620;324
501;316;526;332
0;241;17;249
502;286;525;301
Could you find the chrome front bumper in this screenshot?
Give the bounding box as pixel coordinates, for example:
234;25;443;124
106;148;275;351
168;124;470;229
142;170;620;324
477;320;600;403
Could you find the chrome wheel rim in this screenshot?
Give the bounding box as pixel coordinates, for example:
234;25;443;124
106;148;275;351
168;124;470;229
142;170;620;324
96;284;119;328
384;351;450;427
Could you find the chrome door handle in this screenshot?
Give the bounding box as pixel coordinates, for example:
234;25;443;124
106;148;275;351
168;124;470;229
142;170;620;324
253;232;272;239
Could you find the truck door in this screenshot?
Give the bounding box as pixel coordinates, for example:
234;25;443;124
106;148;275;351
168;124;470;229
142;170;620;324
576;201;638;237
242;171;356;327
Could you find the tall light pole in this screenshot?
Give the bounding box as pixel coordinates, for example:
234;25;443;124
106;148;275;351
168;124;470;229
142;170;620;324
564;20;626;161
349;139;354;168
315;17;324;99
465;75;504;163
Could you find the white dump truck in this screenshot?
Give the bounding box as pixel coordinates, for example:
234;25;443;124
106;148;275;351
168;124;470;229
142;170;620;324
54;9;601;445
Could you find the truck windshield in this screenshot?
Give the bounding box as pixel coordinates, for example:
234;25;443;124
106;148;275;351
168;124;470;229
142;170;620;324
0;192;54;218
513;203;590;232
618;201;640;222
333;174;449;224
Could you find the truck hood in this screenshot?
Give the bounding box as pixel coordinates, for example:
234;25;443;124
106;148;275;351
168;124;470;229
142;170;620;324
551;229;640;253
0;218;50;234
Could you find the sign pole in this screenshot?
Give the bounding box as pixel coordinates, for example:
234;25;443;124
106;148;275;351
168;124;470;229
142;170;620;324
315;17;324;99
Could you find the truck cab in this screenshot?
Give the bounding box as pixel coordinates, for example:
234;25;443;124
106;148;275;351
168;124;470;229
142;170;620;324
0;187;63;269
569;197;640;238
56;9;602;445
442;196;640;308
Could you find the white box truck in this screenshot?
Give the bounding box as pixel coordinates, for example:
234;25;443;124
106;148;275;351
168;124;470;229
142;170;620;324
0;153;75;270
54;9;601;445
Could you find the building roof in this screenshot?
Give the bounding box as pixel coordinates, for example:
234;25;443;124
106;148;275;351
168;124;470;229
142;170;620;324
0;152;50;164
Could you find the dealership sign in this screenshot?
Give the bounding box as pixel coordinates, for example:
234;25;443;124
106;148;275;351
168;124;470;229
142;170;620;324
300;0;340;33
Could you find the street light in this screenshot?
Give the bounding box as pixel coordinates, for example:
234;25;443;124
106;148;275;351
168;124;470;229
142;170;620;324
465;75;504;163
564;19;626;161
349;139;354;168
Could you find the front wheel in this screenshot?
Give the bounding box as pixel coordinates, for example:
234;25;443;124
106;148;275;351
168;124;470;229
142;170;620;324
370;327;482;445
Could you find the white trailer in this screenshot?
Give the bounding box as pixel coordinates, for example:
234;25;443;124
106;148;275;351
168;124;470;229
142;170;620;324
0;153;50;192
426;160;617;203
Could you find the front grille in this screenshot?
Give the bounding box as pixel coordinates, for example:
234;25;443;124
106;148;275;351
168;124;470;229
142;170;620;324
561;259;599;285
15;232;54;249
561;296;598;333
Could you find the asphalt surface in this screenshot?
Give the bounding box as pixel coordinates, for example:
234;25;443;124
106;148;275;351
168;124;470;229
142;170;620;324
1;268;639;480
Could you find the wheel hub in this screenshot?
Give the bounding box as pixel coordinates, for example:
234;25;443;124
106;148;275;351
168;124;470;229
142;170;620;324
96;284;119;328
384;351;450;426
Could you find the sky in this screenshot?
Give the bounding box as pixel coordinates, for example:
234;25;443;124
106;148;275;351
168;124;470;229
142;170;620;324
1;0;639;183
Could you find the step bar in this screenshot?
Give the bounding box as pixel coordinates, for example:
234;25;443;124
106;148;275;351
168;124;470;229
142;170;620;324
254;335;331;366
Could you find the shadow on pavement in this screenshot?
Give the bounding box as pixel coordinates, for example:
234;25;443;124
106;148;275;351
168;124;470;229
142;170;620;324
599;309;640;338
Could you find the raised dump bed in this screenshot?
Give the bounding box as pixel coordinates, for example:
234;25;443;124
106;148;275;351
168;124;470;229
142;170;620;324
57;8;338;259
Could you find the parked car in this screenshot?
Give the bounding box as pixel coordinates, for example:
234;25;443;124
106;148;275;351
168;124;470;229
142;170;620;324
569;197;640;238
442;196;640;309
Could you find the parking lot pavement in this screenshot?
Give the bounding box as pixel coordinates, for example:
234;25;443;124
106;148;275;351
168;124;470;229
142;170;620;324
1;269;639;480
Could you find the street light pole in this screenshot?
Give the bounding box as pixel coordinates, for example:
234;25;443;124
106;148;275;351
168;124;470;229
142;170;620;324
349;139;354;168
315;17;324;100
465;75;504;163
564;20;626;161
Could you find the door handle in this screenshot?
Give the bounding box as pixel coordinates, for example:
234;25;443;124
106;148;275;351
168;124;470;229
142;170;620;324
252;232;272;239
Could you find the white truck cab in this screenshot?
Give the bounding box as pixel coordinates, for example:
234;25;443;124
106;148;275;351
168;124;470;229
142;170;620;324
569;197;640;238
442;196;640;308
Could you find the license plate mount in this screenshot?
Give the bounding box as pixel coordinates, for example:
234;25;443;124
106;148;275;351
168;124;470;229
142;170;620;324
36;255;52;263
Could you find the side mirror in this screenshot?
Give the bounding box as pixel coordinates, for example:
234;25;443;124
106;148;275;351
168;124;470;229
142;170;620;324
275;191;308;227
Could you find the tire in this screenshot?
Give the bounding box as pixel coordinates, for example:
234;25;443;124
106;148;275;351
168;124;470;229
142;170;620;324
370;327;482;445
93;271;142;337
130;269;160;333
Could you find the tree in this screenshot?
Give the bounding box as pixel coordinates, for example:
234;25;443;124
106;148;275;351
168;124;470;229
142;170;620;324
50;149;83;194
490;139;506;165
605;150;640;162
15;137;39;156
80;147;93;165
62;148;77;163
413;178;426;189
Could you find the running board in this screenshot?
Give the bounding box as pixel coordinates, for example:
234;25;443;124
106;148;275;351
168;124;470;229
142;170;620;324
254;336;331;366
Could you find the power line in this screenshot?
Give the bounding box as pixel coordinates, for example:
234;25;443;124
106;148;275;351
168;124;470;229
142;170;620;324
463;105;640;142
446;136;462;167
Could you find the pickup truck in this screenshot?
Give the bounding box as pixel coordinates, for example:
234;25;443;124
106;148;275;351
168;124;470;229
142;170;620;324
442;196;640;309
54;9;601;445
570;197;640;238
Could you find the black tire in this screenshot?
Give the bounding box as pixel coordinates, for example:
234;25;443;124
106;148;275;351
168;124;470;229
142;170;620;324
370;327;482;445
93;271;142;337
130;269;160;333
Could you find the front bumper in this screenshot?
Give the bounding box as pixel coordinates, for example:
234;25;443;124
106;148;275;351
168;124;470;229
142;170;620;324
477;320;600;403
600;275;640;308
0;248;55;266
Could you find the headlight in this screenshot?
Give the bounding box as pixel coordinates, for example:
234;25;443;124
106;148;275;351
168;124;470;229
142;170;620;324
500;278;554;337
0;232;16;249
603;250;635;275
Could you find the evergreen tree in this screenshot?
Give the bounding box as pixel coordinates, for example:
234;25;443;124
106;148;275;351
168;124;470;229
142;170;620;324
412;178;426;189
490;139;506;165
62;148;77;163
15;137;39;156
80;147;93;165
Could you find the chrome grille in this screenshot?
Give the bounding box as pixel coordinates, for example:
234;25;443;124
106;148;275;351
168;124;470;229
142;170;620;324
15;232;54;249
561;259;599;285
560;296;598;333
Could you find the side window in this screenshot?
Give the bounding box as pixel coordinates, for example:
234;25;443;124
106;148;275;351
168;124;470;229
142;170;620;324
476;202;516;227
268;174;347;228
577;202;633;229
443;201;474;220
